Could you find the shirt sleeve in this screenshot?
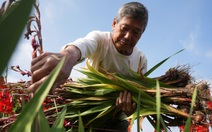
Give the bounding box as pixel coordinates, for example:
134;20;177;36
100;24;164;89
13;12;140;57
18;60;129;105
62;31;102;61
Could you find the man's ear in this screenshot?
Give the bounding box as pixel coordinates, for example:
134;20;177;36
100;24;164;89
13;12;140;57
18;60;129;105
112;18;117;30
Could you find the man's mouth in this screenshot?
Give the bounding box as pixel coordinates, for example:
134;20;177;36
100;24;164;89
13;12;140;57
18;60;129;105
120;40;129;46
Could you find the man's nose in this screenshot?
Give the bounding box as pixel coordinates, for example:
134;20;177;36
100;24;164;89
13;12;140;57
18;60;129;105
124;31;132;40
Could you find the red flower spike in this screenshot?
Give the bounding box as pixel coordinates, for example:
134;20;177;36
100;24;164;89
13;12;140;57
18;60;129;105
206;101;212;110
0;91;13;114
0;76;6;89
194;125;209;132
179;125;209;132
63;119;72;128
0;76;5;84
179;125;185;132
179;125;194;132
127;119;132;132
31;36;39;50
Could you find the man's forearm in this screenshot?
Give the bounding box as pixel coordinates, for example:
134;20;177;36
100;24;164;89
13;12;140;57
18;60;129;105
60;45;81;66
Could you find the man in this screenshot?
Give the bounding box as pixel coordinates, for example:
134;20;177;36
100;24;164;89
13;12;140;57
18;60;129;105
29;2;148;131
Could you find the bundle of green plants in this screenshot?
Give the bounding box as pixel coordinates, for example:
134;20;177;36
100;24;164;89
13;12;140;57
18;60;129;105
49;60;210;131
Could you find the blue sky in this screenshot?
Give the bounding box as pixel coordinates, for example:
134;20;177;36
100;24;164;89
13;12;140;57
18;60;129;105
2;0;212;131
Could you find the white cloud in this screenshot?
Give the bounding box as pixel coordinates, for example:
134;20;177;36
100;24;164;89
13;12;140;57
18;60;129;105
205;50;212;58
44;5;54;21
181;25;200;55
42;1;77;21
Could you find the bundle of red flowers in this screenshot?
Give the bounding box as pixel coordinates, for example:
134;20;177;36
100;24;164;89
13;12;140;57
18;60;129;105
0;77;13;114
179;124;209;132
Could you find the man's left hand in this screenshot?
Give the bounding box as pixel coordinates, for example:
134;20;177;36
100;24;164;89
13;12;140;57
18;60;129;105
116;90;136;116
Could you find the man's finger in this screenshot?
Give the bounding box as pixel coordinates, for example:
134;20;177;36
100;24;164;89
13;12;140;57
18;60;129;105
31;65;52;83
126;92;132;111
28;75;49;93
31;58;46;73
31;52;48;66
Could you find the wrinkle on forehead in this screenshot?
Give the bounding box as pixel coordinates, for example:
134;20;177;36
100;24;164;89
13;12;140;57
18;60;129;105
118;17;144;32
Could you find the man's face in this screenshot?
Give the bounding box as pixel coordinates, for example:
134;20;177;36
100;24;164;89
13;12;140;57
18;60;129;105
111;17;144;55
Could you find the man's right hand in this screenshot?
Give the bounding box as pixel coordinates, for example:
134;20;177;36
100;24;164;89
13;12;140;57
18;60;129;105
28;45;81;93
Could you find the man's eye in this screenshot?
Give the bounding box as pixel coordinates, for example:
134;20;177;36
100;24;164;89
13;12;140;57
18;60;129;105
120;26;128;31
134;31;139;35
134;31;141;36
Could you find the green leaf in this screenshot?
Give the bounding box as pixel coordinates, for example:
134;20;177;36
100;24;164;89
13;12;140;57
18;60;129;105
78;111;85;132
67;101;114;118
37;107;50;132
156;80;161;132
160;116;167;132
85;105;115;126
137;91;141;132
184;86;197;132
8;57;65;132
144;49;184;76
50;105;67;132
77;61;123;86
0;0;35;74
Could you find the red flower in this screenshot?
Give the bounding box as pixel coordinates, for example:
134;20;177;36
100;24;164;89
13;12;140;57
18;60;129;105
0;76;6;89
127;119;132;132
0;76;13;114
206;101;212;110
63;119;72;128
195;125;209;132
179;125;185;132
63;120;68;126
0;91;13;114
179;125;209;132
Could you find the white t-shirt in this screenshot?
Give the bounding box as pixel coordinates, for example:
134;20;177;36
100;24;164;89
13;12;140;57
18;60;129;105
65;30;147;75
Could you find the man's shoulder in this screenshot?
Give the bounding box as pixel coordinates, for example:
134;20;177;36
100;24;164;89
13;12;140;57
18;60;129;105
89;30;110;35
87;30;111;41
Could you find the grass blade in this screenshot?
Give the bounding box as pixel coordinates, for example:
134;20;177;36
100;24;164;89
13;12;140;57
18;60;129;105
86;105;115;126
0;0;35;74
184;86;197;132
156;80;161;132
78;111;85;132
144;49;184;76
8;57;65;132
37;107;50;132
50;105;67;132
137;91;141;132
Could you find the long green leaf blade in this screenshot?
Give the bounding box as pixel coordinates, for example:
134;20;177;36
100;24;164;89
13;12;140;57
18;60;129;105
37;107;50;132
51;105;67;132
78;111;85;132
184;86;197;132
144;49;184;76
156;80;161;132
137;91;141;132
0;0;35;74
8;57;65;132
